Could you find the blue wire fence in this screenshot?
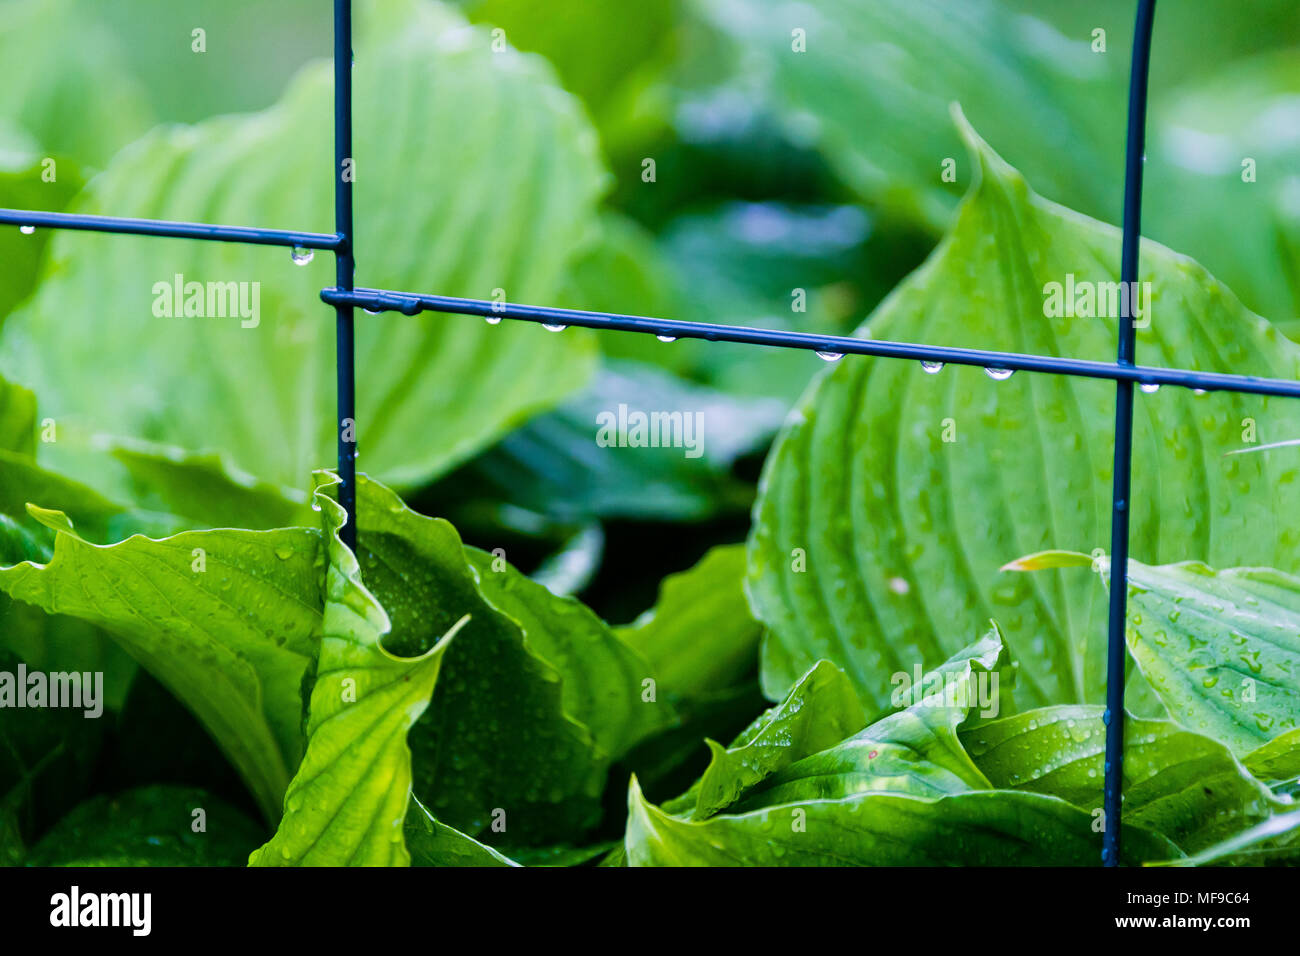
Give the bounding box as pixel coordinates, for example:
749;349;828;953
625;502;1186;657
0;0;1270;865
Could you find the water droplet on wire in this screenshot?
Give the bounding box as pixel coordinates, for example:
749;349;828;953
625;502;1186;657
290;245;314;266
656;334;677;343
985;367;1014;381
485;315;502;325
920;361;944;374
1139;382;1160;393
816;351;843;362
18;225;34;235
542;323;566;332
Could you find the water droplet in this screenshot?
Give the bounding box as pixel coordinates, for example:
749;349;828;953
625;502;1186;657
1139;382;1160;393
1192;388;1208;396
274;546;294;560
542;323;566;332
985;367;1014;381
364;307;382;315
920;361;944;374
18;225;35;235
485;315;502;325
656;334;677;343
290;245;314;266
816;351;843;362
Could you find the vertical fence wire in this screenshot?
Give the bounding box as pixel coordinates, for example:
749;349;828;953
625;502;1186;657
334;0;357;551
1103;0;1157;867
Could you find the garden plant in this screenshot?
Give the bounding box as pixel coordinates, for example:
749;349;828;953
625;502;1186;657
0;0;1299;872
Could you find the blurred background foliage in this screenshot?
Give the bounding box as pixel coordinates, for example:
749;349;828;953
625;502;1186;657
0;0;1297;837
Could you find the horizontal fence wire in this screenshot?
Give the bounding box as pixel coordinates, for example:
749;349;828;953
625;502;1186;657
319;286;1300;398
0;209;343;250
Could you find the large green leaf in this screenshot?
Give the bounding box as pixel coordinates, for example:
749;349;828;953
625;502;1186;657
251;476;461;867
698;0;1120;231
748;114;1300;711
2;0;603;498
620;624;1169;866
1096;557;1300;756
345;474;670;846
670;660;866;819
625;777;1177;866
962;705;1282;853
0;506;323;820
465;0;677;162
404;796;519;867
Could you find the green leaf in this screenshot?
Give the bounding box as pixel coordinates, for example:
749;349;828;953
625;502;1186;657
1244;728;1300;783
962;705;1282;853
3;0;603;498
250;476;462;867
1157;807;1300;867
404;797;519;867
109;437;312;531
465;0;677;162
1091;558;1300;756
344;474;665;845
748;113;1300;711
698;0;1121;231
625;776;1177;866
675;660;866;819
723;629;1011;813
616;543;763;703
0;508;323;820
27;786;264;867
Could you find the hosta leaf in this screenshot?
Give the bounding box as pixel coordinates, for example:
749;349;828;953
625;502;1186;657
1086;558;1300;756
625;777;1177;866
725;630;1012;812
665;660;864;819
2;0;602;498
0;507;323;820
1158;807;1300;867
347;474;669;846
28;786;264;867
699;0;1120;231
109;437;312;531
1244;728;1300;784
616;543;763;703
748;114;1300;712
962;705;1282;853
251;477;461;867
404;797;519;867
